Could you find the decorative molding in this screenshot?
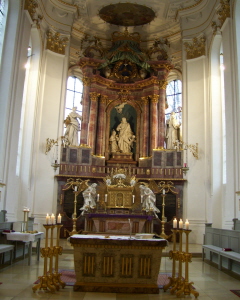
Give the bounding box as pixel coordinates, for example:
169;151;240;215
24;0;43;28
100;95;108;104
184;36;205;59
46;31;68;55
211;21;221;35
217;0;230;26
82;76;91;86
159;80;168;90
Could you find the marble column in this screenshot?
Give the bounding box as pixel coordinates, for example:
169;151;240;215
141;97;150;157
96;95;107;156
88;92;100;154
150;95;159;153
80;76;91;146
158;80;168;148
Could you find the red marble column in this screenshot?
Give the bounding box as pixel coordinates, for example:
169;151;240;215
80;76;91;146
95;95;107;156
158;80;168;148
141;97;149;157
88;92;99;154
150;95;159;153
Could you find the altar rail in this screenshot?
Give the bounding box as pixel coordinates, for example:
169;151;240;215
203;226;240;274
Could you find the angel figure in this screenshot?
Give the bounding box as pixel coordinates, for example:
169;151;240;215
80;183;97;214
139;184;160;217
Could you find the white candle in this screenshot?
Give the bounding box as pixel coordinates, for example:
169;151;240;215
57;213;61;224
105;194;107;202
163;189;165;194
46;213;50;225
179;218;183;229
132;195;135;203
97;194;99;202
141;195;143;203
185;219;189;230
51;213;55;224
173;218;177;228
74;186;77;191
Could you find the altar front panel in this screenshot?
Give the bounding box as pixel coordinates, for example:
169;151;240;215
70;235;167;294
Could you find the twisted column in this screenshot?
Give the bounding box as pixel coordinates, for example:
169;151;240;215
80;76;91;146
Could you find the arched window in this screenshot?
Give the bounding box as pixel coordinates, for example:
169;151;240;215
165;79;182;123
64;76;83;138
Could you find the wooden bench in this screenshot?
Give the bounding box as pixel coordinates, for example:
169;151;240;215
203;226;240;274
0;244;14;264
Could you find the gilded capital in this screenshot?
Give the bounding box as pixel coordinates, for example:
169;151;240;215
82;76;91;86
24;0;42;28
100;95;108;104
90;92;100;101
150;95;159;103
141;96;149;105
217;0;230;26
184;36;205;60
46;31;68;55
159;80;168;90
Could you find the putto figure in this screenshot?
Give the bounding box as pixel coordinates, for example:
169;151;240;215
139;184;160;217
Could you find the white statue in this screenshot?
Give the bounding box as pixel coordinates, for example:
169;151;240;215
166;112;181;149
140;185;160;216
64;107;82;146
109;129;120;153
80;183;97;214
116;117;135;153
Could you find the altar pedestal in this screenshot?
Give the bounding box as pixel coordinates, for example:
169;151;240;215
70;234;167;294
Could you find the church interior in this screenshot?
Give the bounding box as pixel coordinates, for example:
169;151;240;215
1;0;240;298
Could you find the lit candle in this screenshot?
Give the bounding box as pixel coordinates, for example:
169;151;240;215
97;194;99;202
105;194;107;202
185;219;189;230
46;213;50;225
57;213;61;224
132;195;135;203
51;213;55;224
173;218;177;228
163;189;165;194
179;218;183;229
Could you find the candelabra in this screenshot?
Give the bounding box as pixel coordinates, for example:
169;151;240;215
32;224;65;293
159;193;172;240
163;229;199;298
64;189;82;237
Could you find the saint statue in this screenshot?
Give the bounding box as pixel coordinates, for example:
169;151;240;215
109;129;120;153
80;183;97;214
166;112;181;149
64;107;82;146
140;185;160;217
116;117;135;153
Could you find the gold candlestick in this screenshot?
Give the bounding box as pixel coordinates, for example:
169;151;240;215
32;225;56;293
159;194;172;239
64;190;82;236
53;224;65;289
163;229;178;291
176;230;199;298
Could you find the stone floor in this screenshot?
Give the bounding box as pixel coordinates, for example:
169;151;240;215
0;239;239;299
